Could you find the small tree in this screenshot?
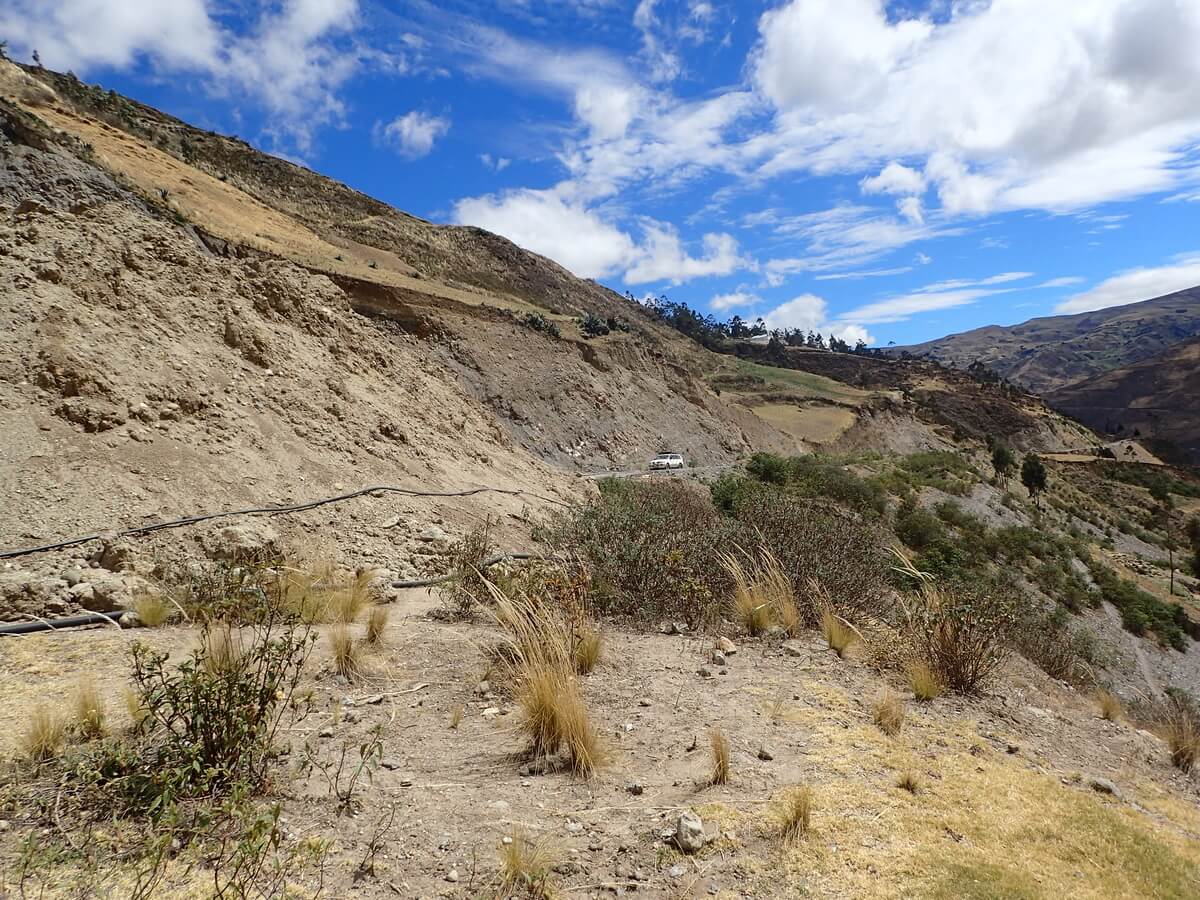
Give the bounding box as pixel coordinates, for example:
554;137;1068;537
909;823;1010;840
1020;452;1047;508
1186;516;1200;578
991;444;1016;487
1151;480;1177;594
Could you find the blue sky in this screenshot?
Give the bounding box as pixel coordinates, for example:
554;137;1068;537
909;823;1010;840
6;0;1200;345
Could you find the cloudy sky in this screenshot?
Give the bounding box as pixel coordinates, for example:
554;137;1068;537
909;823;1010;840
6;0;1200;345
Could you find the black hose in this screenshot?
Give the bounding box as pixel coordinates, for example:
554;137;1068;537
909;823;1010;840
391;552;544;588
0;484;567;561
0;611;126;636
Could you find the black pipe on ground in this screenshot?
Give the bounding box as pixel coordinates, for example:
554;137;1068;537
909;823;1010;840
0;611;126;636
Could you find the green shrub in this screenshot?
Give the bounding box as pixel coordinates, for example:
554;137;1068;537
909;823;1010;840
577;313;610;338
895;560;1023;694
746;451;790;486
521;312;560;338
1014;605;1102;686
895;497;948;551
1086;559;1191;650
731;492;892;624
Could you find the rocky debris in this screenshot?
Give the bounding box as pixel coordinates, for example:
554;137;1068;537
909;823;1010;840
660;621;689;635
1088;776;1122;800
757;746;774;761
668;811;719;854
717;636;737;654
416;525;450;552
782;640;806;658
203;522;280;563
626;782;644;796
710;650;727;666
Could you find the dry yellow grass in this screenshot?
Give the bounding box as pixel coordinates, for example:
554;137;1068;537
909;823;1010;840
498;827;557;897
904;659;944;701
72;681;106;740
133;593;172;627
491;588;607;777
873;691;905;737
774;785;812;845
573;621;603;674
23;706;65;762
1156;701;1198;773
364;604;389;645
123;687;149;731
710;726;731;785
1096;689;1123;722
896;771;923;794
820;610;859;659
449;703;464;730
201;625;244;675
721;548;797;637
330;625;363;681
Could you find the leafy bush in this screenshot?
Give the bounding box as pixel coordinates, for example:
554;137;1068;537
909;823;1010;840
1014;605;1102;686
731;492;892;624
521;312;560;338
577;313;610;338
895;497;948;551
1086;558;1192;650
894;554;1023;694
746;451;790;486
743;452;887;515
547;479;741;627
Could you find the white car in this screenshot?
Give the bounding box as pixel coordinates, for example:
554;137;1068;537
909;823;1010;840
649;452;685;470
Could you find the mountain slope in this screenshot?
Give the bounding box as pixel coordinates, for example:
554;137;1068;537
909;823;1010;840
895;287;1200;394
1046;336;1200;463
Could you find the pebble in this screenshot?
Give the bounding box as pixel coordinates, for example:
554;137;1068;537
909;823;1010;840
638;697;652;707
710;651;727;666
673;811;705;854
668;864;686;878
445;869;459;883
626;782;644;796
757;747;774;761
696;667;712;678
717;636;737;653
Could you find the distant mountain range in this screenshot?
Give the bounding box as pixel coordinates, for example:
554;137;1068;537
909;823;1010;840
893;287;1200;462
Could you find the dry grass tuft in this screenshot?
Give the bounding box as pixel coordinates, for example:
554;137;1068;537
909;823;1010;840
279;552;374;624
721;548;797;637
364;604;389;645
498;827;557;897
133;592;172;627
449;703;464;730
573;621;603;675
775;785;812;845
330;625;363;681
872;691;905;737
1155;697;1199;773
23;706;66;762
709;726;731;785
73;681;106;739
491;586;607;777
896;771;923;794
123;687;150;730
201;624;245;676
820;609;859;659
1095;689;1123;722
904;659;944;702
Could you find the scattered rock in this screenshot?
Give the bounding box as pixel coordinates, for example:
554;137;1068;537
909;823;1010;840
204;521;279;563
696;666;712;678
717;636;737;654
673;811;705;854
417;525;450;550
119;610;142;628
710;650;727;666
626;782;644;796
782;640;806;658
62;567;85;587
1088;776;1122;799
380;758;403;771
757;746;774;761
668;863;686;878
660;621;689;635
565;820;584;834
637;697;652;707
445;869;459;883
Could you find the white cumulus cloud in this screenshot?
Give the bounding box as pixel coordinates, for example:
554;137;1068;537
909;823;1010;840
377;111;450;158
1055;254;1200;314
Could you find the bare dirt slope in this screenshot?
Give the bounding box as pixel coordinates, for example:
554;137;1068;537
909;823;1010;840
0;58;795;620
